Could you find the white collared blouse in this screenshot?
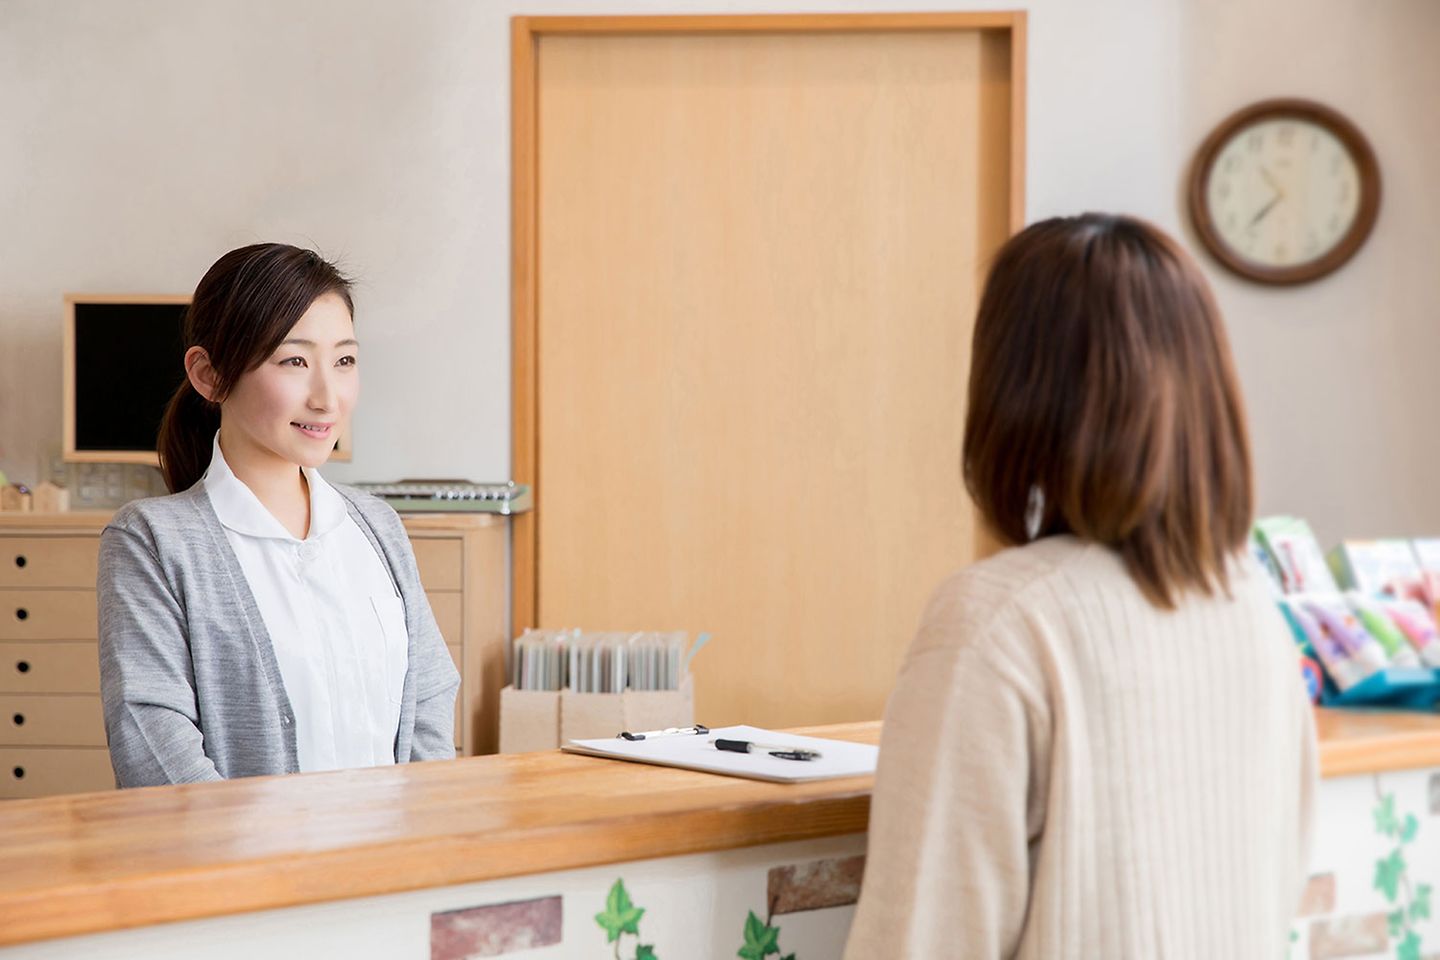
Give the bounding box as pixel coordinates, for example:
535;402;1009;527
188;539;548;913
201;431;408;772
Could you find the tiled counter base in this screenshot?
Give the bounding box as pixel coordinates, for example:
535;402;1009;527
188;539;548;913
1293;766;1440;960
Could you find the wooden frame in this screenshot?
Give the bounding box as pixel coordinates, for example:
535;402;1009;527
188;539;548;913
1187;98;1381;286
63;294;352;467
510;12;1028;632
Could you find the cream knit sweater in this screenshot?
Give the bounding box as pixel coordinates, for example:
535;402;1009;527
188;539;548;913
844;535;1317;959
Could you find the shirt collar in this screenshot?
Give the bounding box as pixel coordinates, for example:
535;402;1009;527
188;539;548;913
201;430;348;541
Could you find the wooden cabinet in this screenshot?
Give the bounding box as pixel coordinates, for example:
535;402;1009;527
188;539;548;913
0;511;508;798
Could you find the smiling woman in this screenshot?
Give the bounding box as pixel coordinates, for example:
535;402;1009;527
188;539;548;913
96;243;460;786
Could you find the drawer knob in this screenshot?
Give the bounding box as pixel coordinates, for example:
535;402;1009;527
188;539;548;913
13;555;25;568
15;608;28;621
11;766;23;780
11;713;22;726
16;661;30;673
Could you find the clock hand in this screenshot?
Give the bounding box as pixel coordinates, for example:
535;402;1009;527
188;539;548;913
1249;193;1282;227
1259;165;1285;198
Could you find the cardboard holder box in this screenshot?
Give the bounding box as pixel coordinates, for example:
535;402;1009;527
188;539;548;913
499;674;695;753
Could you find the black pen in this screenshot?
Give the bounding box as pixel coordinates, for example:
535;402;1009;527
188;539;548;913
712;738;821;761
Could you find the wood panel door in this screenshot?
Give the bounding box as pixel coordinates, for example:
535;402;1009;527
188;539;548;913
514;14;1025;728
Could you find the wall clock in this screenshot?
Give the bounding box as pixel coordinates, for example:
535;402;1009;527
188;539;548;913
1188;98;1380;284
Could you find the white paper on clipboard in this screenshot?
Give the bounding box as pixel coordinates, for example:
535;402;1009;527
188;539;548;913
560;725;878;783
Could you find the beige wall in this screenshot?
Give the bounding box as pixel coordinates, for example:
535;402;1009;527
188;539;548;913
0;0;1435;546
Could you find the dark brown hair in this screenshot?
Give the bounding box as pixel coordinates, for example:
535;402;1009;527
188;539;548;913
157;243;353;494
962;213;1253;609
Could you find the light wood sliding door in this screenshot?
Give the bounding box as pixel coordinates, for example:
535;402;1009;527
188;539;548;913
513;13;1025;728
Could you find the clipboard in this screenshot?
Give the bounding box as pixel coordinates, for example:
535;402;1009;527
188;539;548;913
560;725;878;783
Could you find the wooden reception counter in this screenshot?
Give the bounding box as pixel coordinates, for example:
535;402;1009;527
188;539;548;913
0;710;1438;955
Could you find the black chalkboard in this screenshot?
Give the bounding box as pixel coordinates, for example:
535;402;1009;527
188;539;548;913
73;302;188;453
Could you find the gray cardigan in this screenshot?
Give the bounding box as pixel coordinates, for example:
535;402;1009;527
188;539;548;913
97;482;460;788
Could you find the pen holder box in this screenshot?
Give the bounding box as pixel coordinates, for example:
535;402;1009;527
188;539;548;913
498;674;695;754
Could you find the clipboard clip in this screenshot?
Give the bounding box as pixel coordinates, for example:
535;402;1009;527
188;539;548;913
618;724;710;741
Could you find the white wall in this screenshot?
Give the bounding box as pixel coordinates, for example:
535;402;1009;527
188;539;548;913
0;0;1434;545
1180;0;1440;544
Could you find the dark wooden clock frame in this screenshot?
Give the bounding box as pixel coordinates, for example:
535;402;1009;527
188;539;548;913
1188;98;1381;285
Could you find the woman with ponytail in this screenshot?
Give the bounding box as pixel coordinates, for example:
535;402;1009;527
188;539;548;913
98;244;459;787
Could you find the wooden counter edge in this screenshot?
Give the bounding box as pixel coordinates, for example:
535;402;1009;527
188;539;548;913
1314;706;1440;777
0;785;870;947
3;712;1439;946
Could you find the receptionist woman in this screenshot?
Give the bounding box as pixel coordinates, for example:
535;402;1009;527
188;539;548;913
97;243;459;787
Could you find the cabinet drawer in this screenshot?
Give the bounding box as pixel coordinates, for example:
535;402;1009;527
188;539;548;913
412;539;462;592
0;643;99;693
431;591;462;645
0;695;105;747
0;747;114;798
0;537;99;589
0;590;98;641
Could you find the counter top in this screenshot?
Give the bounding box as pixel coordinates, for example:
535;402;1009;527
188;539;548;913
0;723;878;947
1315;705;1440;777
1;709;1438;947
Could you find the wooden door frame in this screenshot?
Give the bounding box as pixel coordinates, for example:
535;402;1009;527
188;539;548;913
510;12;1028;632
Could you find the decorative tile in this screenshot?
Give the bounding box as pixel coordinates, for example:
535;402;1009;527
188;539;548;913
767;855;865;916
1307;913;1388;959
431;895;563;959
1297;873;1336;916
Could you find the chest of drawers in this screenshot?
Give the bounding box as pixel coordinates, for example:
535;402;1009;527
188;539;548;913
0;511;507;798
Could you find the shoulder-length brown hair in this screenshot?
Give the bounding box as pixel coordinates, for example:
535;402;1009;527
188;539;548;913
962;213;1253;609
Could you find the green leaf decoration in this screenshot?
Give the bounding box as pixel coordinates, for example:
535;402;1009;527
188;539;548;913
1400;813;1419;844
1374;850;1406;902
1388;909;1405;937
738;910;781;960
1397;930;1422;960
1413;883;1433;922
637;945;659;960
1373;794;1398;837
781;955;796;960
595;878;646;944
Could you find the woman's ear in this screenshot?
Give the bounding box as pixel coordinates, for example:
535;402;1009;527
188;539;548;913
184;346;221;403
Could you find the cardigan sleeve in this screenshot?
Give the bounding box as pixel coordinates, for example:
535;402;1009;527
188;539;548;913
392;530;460;762
844;642;1047;959
97;522;223;787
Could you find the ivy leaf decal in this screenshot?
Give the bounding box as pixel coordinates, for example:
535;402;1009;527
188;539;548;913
1397;930;1422;960
1388;909;1405;938
1410;882;1432;922
1400;813;1419;844
637;945;659;960
1374;849;1406;902
595;879;646;944
738;910;781;959
1373;794;1398;837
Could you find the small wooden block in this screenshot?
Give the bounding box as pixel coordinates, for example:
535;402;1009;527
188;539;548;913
32;482;69;513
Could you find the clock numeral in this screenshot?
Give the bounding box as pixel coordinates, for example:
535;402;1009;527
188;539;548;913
1217;181;1231;200
1225;212;1238;231
1310;133;1320;151
1275;243;1288;262
1277;124;1295;147
1248;131;1263;152
1330;153;1344;175
1338;181;1351;203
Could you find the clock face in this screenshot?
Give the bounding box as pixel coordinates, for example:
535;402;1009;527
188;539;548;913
1204;118;1362;270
